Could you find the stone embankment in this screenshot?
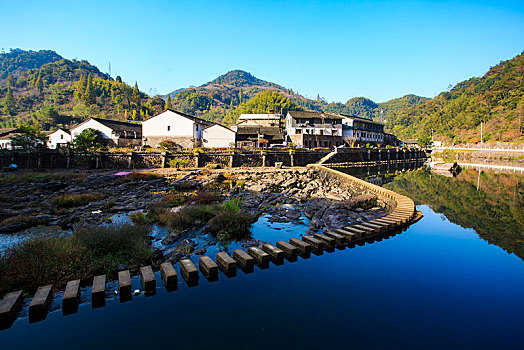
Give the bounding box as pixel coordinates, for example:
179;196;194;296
0;165;421;330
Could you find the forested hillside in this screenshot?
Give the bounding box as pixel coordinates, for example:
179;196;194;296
387;52;524;143
0;49;164;130
2;48;521;142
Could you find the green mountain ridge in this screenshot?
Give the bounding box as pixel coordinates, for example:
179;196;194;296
386;52;524;143
1;48;522;143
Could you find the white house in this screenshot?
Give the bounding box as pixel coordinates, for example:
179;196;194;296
342;115;385;146
47;128;72;149
70;118;142;148
202;124;236;148
142;109;213;148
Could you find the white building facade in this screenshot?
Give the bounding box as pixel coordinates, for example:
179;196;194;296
142;110;213;148
47;128;72;149
70;118;141;148
202;124;236;148
342;115;385;146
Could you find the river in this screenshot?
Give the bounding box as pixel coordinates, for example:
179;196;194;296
0;165;523;349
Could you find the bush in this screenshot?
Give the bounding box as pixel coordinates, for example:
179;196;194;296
168;158;191;168
118;172;161;182
157;205;218;232
51;192;104;208
221;198;243;213
206;211;252;240
129;211;147;225
191;191;218;204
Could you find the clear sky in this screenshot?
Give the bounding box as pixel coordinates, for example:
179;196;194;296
1;0;523;102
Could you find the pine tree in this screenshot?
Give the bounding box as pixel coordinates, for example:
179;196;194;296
2;86;16;116
75;75;87;101
83;73;96;105
165;95;171;110
132;81;141;108
35;72;43;93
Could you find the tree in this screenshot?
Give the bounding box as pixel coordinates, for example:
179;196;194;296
35;71;43;92
10;123;48;151
83;73;96;105
75;74;87;101
73;128;105;153
3;86;16;116
417;133;432;148
116;76;122;83
132;81;141;108
165;95;171;110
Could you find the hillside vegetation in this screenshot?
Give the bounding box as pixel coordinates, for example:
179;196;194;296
1;48;522;142
0;49;164;129
387;52;524;143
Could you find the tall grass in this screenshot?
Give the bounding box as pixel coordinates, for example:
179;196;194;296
51;193;105;208
0;224;153;297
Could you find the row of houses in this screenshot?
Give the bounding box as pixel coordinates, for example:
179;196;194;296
0;109;396;150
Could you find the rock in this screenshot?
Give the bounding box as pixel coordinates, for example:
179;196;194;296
194;248;207;255
161;231;182;245
0;221;32;234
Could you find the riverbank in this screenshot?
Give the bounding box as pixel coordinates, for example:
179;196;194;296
0;166;388;297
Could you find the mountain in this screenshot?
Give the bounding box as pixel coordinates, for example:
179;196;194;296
387;52;524;143
166;69;429;126
0;49;164;130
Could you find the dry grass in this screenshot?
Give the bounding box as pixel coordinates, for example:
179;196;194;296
51;192;105;208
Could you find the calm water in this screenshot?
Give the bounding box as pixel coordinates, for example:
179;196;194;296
1;166;523;349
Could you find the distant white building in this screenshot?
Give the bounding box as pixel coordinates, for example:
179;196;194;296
237;113;282;127
142;109;213;148
342;115;385;146
47;128;72;149
0;128;19;150
202;124;236;148
71;118;142;148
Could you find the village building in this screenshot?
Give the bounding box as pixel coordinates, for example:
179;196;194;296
142;109;213;148
342;115;385;146
237;113;283;127
0;128;19;150
202;124;236;148
70;117;142;148
231;113;284;148
285;111;344;149
47;128;72;149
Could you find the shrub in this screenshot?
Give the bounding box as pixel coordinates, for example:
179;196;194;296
0;214;38;226
191;191;218;204
129;211;147;225
161;192;187;207
168;158;191;168
119;172;161;182
221;198;243;213
51;192;104;208
206;211;252;240
157;205;218;232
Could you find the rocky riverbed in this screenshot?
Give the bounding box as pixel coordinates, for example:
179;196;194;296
0;168;388;257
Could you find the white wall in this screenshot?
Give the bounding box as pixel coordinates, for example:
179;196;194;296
142;110;195;138
71;119;114;140
202;125;236;148
48;130;72;149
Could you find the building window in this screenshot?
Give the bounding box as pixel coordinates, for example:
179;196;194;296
60;134;63;139
296;128;302;134
167;126;171;131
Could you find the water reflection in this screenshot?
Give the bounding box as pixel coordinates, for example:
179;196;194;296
383;168;524;260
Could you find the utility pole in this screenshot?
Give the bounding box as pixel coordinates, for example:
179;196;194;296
108;61;111;80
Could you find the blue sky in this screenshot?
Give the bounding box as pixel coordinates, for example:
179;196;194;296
1;0;523;102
